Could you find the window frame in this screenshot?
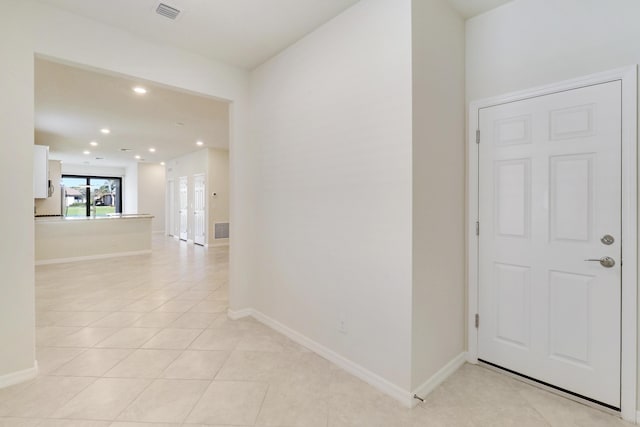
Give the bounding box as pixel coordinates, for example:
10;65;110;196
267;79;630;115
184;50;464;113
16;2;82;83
62;174;123;217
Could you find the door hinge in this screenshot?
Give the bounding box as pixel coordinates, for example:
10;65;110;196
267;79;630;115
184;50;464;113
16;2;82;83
476;129;480;144
475;221;480;236
475;313;479;328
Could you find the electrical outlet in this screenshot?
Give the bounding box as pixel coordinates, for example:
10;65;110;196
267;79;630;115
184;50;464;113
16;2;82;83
338;315;347;334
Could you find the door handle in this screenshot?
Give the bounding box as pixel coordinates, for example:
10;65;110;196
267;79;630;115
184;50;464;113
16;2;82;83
584;257;616;268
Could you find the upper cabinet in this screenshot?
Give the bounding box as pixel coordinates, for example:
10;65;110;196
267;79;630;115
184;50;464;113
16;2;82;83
33;145;49;199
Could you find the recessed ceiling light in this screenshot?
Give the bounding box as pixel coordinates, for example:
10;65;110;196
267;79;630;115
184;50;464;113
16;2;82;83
196;140;204;146
83;150;90;155
149;148;156;153
100;128;110;134
160;162;165;166
133;86;147;94
134;155;141;160
90;141;98;146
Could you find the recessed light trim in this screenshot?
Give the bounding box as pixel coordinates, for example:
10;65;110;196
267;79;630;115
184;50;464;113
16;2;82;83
196;140;204;146
160;162;165;166
83;150;90;155
133;86;147;94
100;128;110;134
134;155;141;160
90;141;98;146
149;148;156;153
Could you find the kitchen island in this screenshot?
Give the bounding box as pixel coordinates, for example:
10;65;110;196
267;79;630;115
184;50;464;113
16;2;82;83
35;214;154;265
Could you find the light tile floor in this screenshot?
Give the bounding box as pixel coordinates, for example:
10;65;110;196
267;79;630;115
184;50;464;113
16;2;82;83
0;236;633;426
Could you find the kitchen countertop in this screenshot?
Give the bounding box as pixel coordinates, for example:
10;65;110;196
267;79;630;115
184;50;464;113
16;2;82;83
35;214;154;223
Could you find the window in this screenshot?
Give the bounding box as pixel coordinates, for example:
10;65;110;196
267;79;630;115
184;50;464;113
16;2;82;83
62;175;122;217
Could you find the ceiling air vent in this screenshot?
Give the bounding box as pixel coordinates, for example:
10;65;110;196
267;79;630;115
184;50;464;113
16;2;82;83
156;3;181;20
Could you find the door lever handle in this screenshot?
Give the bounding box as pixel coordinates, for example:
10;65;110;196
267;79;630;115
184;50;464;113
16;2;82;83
584;257;615;268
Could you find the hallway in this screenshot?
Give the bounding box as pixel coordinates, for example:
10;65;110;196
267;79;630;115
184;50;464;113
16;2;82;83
0;237;631;426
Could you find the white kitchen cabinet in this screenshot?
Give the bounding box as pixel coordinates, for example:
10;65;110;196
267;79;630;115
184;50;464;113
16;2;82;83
33;145;49;199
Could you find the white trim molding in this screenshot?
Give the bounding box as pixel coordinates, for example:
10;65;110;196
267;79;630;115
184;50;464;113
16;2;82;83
412;352;467;403
227;308;412;406
35;250;152;266
227;308;253;320
467;65;638;422
226;308;466;408
0;362;38;389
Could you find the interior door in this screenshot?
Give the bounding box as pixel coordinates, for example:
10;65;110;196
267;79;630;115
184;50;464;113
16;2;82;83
179;176;188;241
167;179;175;237
193;174;206;246
477;81;622;408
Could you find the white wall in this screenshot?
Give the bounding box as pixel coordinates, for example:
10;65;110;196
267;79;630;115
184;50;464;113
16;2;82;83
466;0;640;101
411;0;466;389
0;0;36;383
207;148;229;244
0;0;252;384
166;149;208;241
123;163;138;214
137;163;166;233
164;148;228;244
249;0;413;390
61;164;126;177
466;0;640;409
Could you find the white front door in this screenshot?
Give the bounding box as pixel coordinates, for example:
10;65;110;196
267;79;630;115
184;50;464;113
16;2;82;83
179;176;188;241
478;81;622;408
193;174;206;246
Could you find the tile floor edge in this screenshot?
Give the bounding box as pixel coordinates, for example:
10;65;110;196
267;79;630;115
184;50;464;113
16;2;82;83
227;307;415;407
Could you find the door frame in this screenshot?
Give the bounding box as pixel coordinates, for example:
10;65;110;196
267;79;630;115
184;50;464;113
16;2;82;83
466;66;638;422
192;173;206;246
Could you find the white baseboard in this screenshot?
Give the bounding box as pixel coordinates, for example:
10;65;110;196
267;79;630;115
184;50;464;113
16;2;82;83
412;352;467;406
35;250;152;266
0;362;38;389
227;308;253;320
635;411;639;425
226;308;414;407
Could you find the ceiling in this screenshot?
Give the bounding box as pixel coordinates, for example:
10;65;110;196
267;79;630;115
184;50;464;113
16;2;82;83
36;0;513;69
35;58;229;168
34;0;513;169
36;0;362;69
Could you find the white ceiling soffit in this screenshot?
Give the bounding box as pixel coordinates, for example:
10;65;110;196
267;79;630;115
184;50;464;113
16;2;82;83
35;57;229;168
447;0;513;19
36;0;361;69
